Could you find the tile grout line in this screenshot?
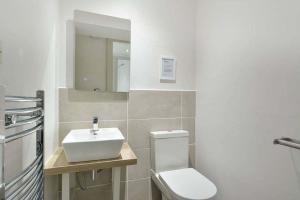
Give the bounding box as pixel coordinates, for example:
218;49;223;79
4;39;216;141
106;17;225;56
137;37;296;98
59;119;128;123
127;117;182;120
127;177;150;182
180;91;183;129
59;117;184;124
126;92;129;200
148;175;152;200
126;92;129;142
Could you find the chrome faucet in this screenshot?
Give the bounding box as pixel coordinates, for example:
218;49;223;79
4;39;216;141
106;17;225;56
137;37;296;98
92;117;99;135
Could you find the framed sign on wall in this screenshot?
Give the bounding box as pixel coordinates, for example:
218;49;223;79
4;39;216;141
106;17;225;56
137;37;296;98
160;56;176;81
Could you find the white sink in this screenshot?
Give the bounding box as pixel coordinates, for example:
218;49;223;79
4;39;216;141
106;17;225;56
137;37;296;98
62;128;125;162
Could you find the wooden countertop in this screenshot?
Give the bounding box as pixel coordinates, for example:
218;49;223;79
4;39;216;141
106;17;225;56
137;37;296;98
44;143;137;176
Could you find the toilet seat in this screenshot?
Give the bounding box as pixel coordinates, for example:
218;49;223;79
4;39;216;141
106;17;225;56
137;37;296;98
158;168;217;200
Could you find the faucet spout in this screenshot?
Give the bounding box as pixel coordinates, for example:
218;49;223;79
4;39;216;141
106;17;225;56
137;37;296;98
92;117;99;134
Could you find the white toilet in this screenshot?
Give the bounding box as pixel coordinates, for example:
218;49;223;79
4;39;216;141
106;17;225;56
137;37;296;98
150;130;217;200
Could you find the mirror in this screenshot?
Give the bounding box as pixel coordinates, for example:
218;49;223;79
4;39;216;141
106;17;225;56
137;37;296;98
74;11;131;92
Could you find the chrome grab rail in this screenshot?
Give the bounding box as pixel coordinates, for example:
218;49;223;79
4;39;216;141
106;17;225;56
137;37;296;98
273;137;300;150
5;96;42;102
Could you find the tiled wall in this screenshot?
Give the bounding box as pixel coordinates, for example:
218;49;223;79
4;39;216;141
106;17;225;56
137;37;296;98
58;88;196;200
0;86;4;132
0;86;4;191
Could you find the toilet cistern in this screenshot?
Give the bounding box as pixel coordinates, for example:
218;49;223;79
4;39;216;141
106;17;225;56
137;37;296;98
150;130;217;200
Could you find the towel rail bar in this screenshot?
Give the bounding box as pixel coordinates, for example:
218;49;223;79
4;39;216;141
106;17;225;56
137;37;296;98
6;169;42;200
14;172;43;200
5;96;42;102
6;154;42;190
27;179;43;200
4;124;43;143
5;115;42;129
5;107;42;116
0;90;44;199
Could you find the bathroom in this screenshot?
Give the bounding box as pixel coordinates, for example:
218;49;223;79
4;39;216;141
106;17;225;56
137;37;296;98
0;0;300;200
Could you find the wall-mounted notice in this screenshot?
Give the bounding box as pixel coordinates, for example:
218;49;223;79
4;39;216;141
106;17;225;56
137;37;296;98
160;56;176;81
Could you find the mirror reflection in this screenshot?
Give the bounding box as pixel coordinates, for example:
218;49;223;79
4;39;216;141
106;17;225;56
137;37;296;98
74;12;131;92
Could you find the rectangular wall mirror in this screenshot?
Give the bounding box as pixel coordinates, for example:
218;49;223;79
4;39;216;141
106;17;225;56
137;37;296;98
73;11;131;92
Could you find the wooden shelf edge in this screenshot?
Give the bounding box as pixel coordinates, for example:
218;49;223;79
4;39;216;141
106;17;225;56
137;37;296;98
44;143;137;176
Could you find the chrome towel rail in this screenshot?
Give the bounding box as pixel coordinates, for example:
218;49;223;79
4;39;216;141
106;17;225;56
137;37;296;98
5;107;42;116
5;96;42;102
6;154;43;190
0;90;44;200
25;176;43;200
273;137;300;150
4;124;43;143
6;168;42;200
5;115;43;129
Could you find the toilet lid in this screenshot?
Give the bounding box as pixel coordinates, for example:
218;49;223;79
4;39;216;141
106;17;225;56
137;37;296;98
159;168;217;200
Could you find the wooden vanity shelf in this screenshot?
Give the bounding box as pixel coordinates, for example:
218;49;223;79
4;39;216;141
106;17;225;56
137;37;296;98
44;143;137;175
44;143;137;200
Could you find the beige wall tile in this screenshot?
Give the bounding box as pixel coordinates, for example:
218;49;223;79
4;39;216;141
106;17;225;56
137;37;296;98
150;179;162;200
74;184;112;200
59;101;127;122
182;117;195;144
127;179;150;200
0;85;4;130
60;88;128;103
45;175;59;200
128;148;150;180
128;118;181;148
189;144;195;168
59;89;127;122
0;85;5;122
120;181;127;200
128;91;181;119
181;91;196;117
59;120;127;144
121;167;127;182
76;169;112;187
60;172;113;193
60;161;126;189
0;120;4;133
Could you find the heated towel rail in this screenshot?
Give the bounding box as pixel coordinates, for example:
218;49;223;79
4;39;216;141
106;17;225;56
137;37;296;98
0;91;44;200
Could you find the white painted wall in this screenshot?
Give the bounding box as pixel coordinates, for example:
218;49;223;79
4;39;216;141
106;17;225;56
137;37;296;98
196;0;300;200
0;0;59;162
0;0;59;199
59;0;196;91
